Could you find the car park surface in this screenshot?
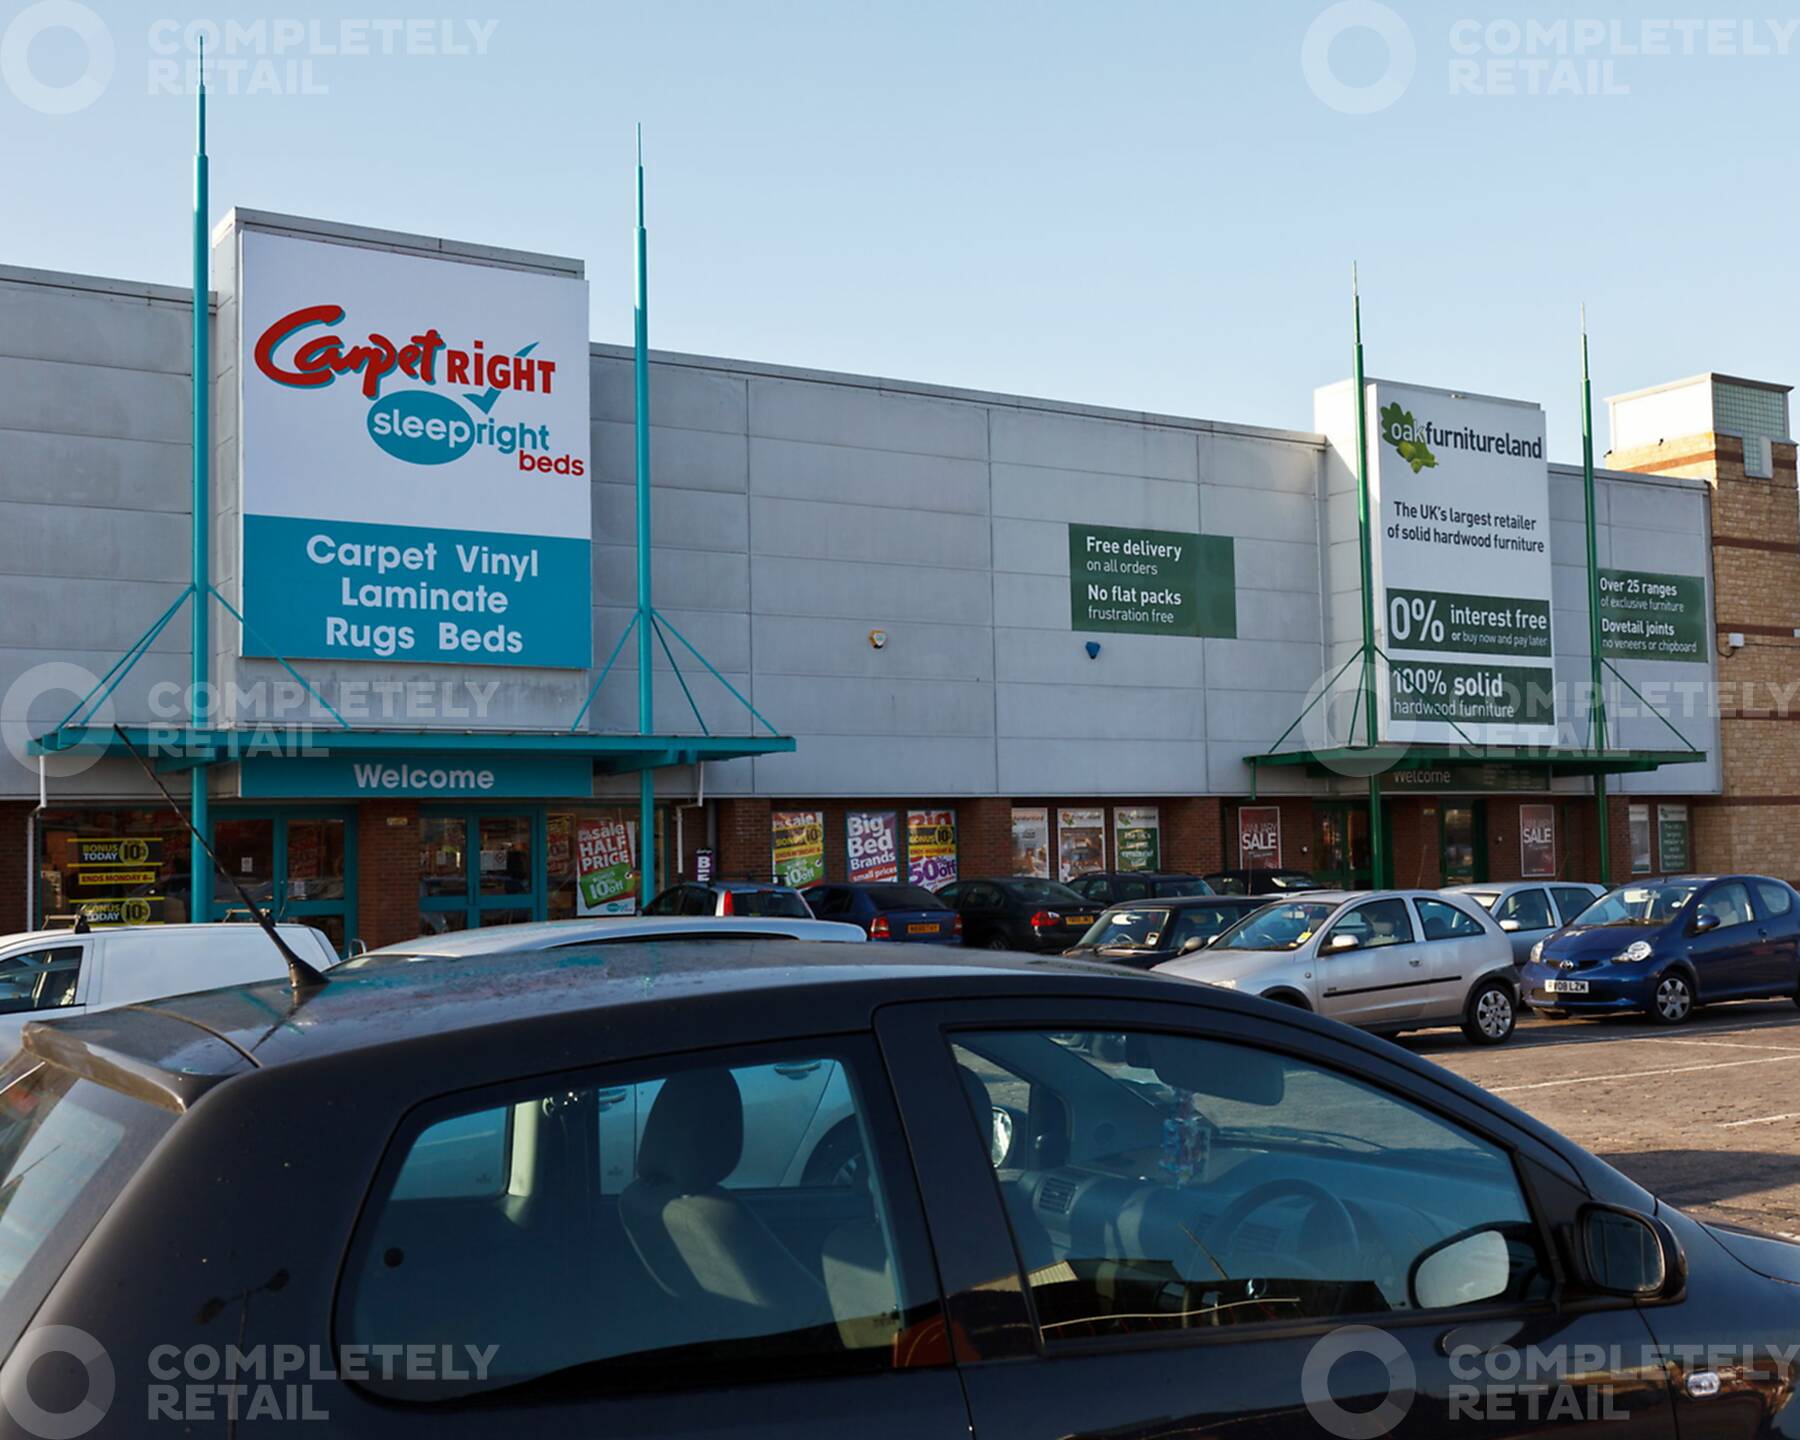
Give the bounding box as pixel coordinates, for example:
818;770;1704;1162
1523;875;1800;1025
937;878;1098;951
1155;889;1521;1044
2;943;1795;1439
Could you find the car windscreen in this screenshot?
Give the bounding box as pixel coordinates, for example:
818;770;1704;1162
1265;872;1317;892
1002;879;1087;905
1213;901;1338;952
1463;891;1501;911
864;885;948;911
733;890;812;919
1571;882;1700;927
1074;907;1173;950
0;1053;175;1354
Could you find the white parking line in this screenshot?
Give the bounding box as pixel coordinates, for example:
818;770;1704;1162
1489;1052;1800;1094
1718;1112;1800;1129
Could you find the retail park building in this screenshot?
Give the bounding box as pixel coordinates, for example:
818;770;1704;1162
0;211;1794;952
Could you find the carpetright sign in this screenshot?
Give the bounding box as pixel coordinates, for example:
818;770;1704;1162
235;225;593;668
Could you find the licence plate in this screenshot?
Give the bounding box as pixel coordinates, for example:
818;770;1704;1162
906;923;937;935
1544;979;1590;994
1066;916;1096;927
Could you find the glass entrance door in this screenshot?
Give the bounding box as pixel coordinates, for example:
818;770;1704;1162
212;810;356;956
1440;801;1486;884
1313;804;1372;889
419;811;541;934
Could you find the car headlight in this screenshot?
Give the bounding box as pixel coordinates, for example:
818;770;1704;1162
1528;940;1544;963
1615;940;1654;963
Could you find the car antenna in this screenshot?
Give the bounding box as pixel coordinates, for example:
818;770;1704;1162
111;725;329;993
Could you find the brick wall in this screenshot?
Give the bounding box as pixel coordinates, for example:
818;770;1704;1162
715;797;773;880
355;800;420;951
0;802;31;931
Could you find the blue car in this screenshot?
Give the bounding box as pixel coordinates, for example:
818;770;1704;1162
1523;873;1800;1024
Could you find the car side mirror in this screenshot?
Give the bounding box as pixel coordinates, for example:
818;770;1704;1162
1498;919;1521;933
1326;932;1361;952
989;1106;1017;1167
1576;1205;1683;1299
1180;935;1209;954
1409;1226;1514;1309
1690;912;1721;935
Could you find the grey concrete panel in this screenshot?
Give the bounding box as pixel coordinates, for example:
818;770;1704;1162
996;683;1205;741
752;615;993;682
992;516;1072;576
989;407;1195;482
750;495;991;570
998;739;1207;796
0;429;189;513
591;543;750;613
1206;688;1320;744
991;463;1199;530
749;377;988;459
0;282;192;373
1237;537;1326;594
593;483;748;554
0;576;190;652
0;356;190;445
762;675;993;737
749;437;989;514
1205;431;1321;495
1202;483;1318;544
757;734;996;796
1205;638;1325;695
750;555;993;626
993;627;1203;689
592;421;748;493
1608;526;1711;575
1234;588;1323;645
593;605;751;674
591;357;747;434
992;571;1073;630
0;501;189;583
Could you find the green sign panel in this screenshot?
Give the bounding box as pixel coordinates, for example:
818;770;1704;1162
1386;587;1552;659
1384;764;1552;793
1068;524;1236;639
1389;661;1557;728
1599;569;1707;663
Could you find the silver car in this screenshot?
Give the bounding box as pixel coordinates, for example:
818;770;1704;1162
1153;889;1520;1044
1445;881;1607;964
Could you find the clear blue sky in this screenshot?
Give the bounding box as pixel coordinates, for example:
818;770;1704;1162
4;1;1795;458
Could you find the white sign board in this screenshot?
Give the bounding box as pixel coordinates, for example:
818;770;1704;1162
1365;382;1557;745
236;229;592;668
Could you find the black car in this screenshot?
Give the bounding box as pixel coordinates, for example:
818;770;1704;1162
1204;867;1321;896
803;881;960;943
2;942;1794;1438
1063;894;1272;969
1067;871;1214;905
936;877;1101;951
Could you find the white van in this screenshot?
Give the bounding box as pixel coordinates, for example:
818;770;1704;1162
0;923;338;1053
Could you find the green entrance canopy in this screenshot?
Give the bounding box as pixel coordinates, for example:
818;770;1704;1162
1244;742;1704;793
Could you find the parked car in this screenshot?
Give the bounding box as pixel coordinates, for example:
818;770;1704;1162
0;922;338;1054
5;942;1794;1436
804;881;961;943
1063;895;1272;969
936;878;1099;951
642;878;814;918
1155;889;1520;1044
1523;874;1800;1025
359;915;867;961
1066;871;1214;904
1447;880;1607;964
1203;867;1320;896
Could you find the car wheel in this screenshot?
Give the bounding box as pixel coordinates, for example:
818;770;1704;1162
1650;972;1695;1025
986;934;1011;951
1462;979;1517;1045
801;1120;865;1188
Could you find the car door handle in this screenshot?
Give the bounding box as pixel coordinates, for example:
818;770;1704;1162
774;1062;823;1080
1408;958;1423;967
595;1086;630;1112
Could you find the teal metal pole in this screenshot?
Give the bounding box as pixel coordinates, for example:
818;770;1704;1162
634;127;657;906
1581;308;1612;883
190;42;210;923
1352;266;1387;888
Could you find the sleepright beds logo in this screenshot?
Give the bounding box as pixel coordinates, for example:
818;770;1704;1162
252;303;585;475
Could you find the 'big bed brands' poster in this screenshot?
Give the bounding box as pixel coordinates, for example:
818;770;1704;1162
847;811;899;883
237;227;593;668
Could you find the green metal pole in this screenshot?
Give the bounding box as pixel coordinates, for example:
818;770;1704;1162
190;41;210;923
634;127;657;907
1581;309;1611;883
1352;266;1387;888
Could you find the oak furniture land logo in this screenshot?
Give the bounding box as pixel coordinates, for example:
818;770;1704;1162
1380;402;1438;473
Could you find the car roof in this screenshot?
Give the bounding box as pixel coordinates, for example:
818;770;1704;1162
25;943;1217;1082
363;916;866;958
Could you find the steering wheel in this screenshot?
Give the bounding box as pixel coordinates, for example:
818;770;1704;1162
1199;1178;1360;1281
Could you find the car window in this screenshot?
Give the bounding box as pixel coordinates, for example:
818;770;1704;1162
642;888;681;917
1328;898;1415;949
935;884;964;906
1073;907;1172;950
737;889;811;919
952;1030;1548;1342
1755;881;1794;918
680;886;714;916
1415;898;1485;942
1698;882;1753;930
968;884;1004;909
1493;889;1554;931
346;1044;936;1399
0;946;84;1015
1006;879;1087;906
1116;878;1150;901
1167;906;1247;949
808;886;848;917
1071;877;1105;900
866;885;946;910
1573;882;1699;927
1153;878;1207;898
1216;901;1337;951
1551;888;1599;924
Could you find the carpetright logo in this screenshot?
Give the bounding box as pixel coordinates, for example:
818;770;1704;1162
252;304;586;477
1380;402;1545;474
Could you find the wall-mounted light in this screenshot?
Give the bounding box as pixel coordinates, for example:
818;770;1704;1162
1085;641;1102;660
869;629;888;650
